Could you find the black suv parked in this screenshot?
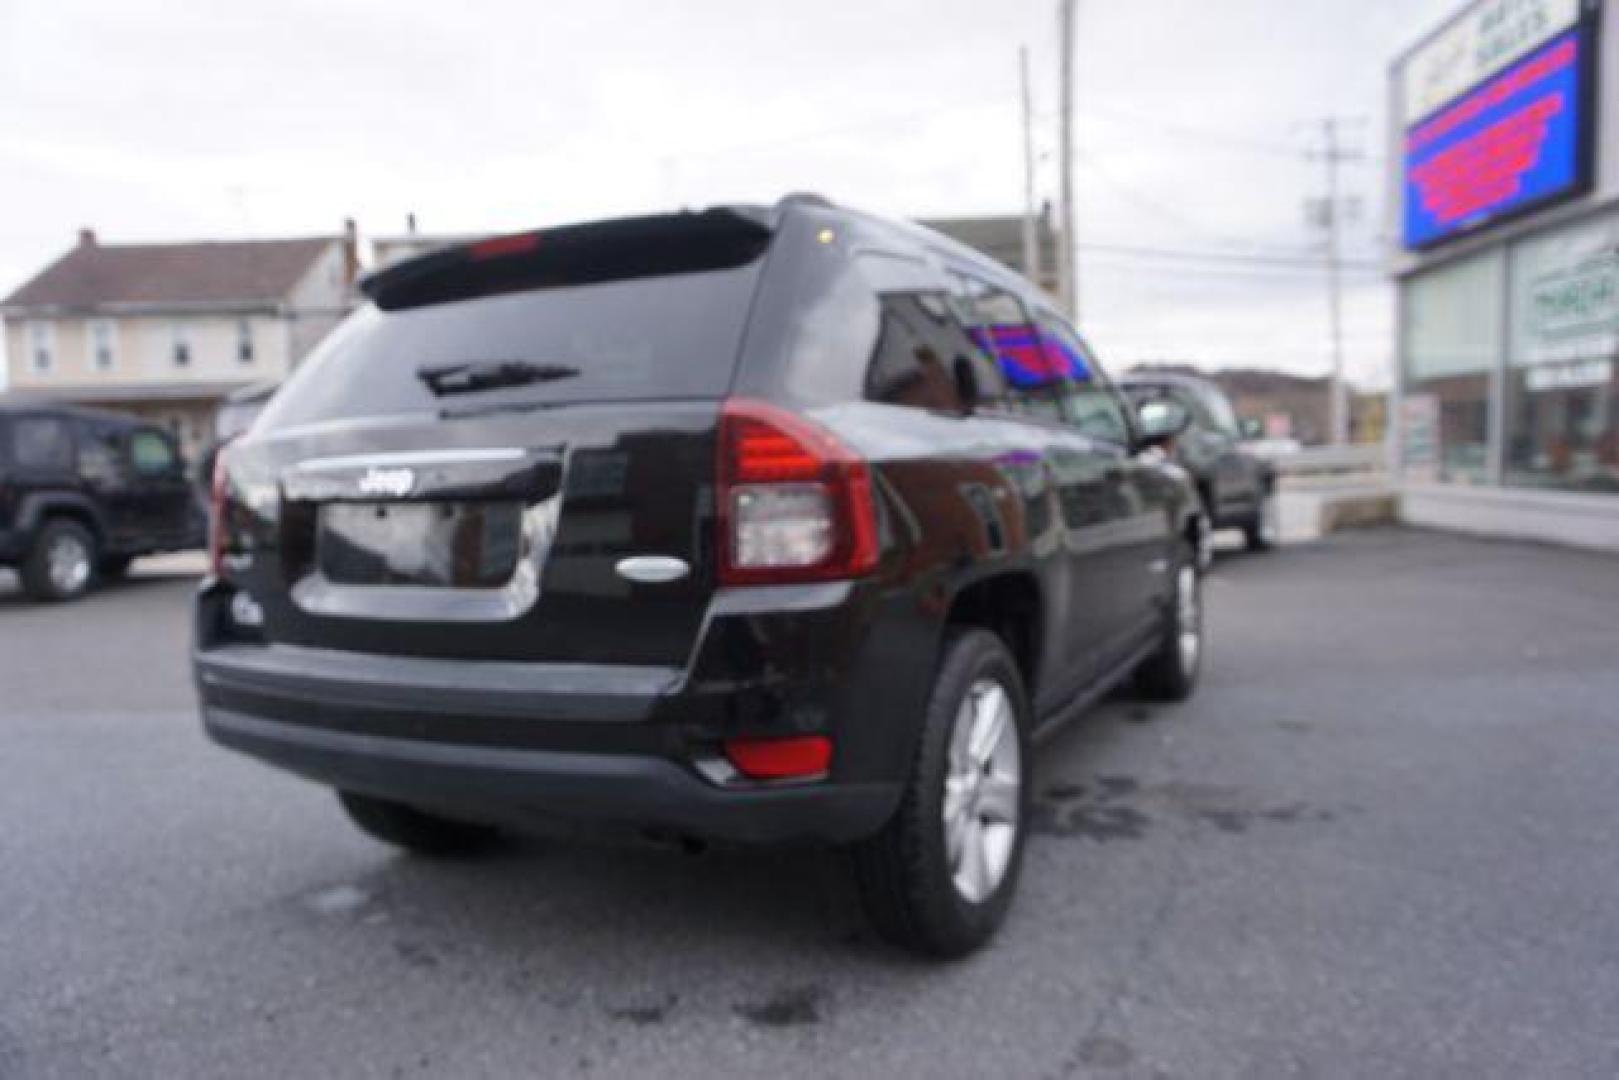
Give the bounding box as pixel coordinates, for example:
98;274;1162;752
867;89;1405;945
195;197;1205;956
1120;372;1278;552
1;404;199;600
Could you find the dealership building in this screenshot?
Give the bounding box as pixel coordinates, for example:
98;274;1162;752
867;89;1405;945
1390;0;1619;550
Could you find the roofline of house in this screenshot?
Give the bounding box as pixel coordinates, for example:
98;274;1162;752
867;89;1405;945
0;381;262;405
1;300;289;318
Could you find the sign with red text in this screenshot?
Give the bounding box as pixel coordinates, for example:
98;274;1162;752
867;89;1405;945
1399;0;1598;249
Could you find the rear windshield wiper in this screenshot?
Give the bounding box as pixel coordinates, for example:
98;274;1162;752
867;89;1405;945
417;359;580;397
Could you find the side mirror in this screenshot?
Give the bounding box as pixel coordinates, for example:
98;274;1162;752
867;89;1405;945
1239;417;1263;440
1136;398;1191;449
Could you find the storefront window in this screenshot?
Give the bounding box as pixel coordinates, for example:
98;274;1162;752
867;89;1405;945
1403;251;1503;483
1505;212;1619;493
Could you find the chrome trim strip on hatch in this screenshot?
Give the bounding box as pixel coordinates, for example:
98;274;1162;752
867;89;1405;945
291;447;529;473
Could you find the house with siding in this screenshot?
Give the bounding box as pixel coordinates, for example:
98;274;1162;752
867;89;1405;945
1;225;358;455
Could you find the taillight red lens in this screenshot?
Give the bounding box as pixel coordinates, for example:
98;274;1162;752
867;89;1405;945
723;735;833;780
716;400;878;585
208;449;231;577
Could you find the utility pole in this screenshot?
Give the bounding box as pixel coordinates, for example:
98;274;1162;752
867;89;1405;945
1057;0;1078;320
1318;117;1349;445
1019;46;1042;289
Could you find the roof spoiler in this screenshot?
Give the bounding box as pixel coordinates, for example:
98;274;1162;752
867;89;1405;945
360;208;773;312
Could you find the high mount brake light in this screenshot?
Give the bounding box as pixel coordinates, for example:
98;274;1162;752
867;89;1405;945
468;232;541;260
716;400;879;586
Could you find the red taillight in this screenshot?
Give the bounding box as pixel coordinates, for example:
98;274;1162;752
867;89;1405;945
716;399;879;586
723;735;833;780
208;449;231;577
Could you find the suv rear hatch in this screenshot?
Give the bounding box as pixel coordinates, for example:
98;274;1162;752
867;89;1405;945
215;210;773;669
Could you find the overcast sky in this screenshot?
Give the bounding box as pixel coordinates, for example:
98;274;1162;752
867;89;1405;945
0;0;1461;390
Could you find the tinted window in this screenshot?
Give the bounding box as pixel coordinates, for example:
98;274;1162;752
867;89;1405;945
1038;315;1132;445
130;430;177;475
12;417;74;471
1197;385;1242;437
257;264;765;432
865;291;1005;413
76;422;124;487
953;277;1062;422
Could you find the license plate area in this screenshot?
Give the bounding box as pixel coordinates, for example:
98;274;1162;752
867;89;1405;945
317;501;523;589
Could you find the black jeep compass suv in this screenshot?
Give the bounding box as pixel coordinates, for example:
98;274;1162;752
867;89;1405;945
195;196;1205;956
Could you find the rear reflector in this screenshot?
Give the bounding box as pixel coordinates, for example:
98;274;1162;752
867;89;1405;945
723;735;833;780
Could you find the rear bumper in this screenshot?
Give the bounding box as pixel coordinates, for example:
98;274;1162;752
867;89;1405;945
193;577;935;846
0;526;26;564
203;705;898;845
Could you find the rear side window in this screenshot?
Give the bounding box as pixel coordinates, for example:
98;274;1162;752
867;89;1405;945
12;417;74;471
76;423;124;487
865;291;1004;413
952;278;1063;423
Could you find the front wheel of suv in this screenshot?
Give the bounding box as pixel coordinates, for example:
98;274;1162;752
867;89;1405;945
853;628;1031;958
337;791;502;856
1243;490;1279;552
1135;542;1203;702
21;518;99;602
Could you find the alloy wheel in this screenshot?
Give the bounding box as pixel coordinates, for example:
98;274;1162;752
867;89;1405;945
1176;564;1201;673
47;534;92;595
942;678;1022;904
1259;493;1280;544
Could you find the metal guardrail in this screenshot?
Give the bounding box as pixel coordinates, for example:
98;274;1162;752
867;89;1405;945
1266;444;1387;478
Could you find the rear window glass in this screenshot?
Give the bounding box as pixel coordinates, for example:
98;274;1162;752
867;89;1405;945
257;265;765;432
11;417;74;470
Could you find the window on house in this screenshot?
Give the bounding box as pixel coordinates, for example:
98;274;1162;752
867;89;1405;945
172;323;192;367
89;320;116;372
27;321;54;374
237;319;254;363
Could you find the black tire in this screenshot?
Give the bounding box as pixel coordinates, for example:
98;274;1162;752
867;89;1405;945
1243;490;1278;552
20;519;99;602
337;791;501;856
1135;542;1203;702
853;628;1031;958
99;554;134;580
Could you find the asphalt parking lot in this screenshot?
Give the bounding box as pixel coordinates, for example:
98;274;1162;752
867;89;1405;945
2;528;1617;1079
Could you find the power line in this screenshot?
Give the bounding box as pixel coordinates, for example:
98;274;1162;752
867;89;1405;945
1078;240;1381;272
1074;147;1277;250
1077;104;1308;158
